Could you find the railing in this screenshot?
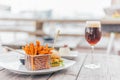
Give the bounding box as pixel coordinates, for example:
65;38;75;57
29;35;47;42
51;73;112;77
0;17;120;36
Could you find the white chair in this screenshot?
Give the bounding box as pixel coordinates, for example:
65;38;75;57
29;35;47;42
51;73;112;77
106;32;115;54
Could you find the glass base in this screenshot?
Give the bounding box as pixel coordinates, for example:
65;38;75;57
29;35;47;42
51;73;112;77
84;64;100;69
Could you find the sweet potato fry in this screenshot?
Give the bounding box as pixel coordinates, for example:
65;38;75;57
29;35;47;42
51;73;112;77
36;40;40;47
23;41;53;55
34;46;36;55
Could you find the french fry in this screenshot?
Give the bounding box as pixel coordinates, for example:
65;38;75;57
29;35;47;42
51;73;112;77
23;41;53;55
36;40;40;47
45;44;48;50
30;43;35;55
35;46;37;55
25;44;30;55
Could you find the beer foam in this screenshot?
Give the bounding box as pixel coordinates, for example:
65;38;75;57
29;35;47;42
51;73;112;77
86;21;101;28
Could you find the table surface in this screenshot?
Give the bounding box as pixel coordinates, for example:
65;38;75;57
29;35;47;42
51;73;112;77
0;53;120;80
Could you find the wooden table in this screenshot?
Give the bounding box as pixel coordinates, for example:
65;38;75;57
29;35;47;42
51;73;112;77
0;53;120;80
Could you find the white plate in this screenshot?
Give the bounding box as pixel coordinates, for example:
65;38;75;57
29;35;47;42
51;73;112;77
60;51;78;59
0;52;76;75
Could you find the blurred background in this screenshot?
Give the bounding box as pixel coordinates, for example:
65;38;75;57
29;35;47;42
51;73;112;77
0;0;120;54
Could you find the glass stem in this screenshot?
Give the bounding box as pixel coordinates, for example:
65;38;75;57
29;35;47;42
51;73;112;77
91;46;94;64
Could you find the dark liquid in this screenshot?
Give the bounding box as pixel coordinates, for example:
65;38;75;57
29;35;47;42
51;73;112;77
85;27;101;46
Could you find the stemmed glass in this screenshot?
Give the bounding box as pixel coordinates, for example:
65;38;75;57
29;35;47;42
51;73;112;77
85;21;102;69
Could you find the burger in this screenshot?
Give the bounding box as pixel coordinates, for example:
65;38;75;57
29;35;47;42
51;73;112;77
50;50;63;67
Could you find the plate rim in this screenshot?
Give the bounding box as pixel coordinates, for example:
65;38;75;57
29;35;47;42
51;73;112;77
0;53;76;75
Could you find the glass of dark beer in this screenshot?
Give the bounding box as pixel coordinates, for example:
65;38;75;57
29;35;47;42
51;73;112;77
85;21;101;69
